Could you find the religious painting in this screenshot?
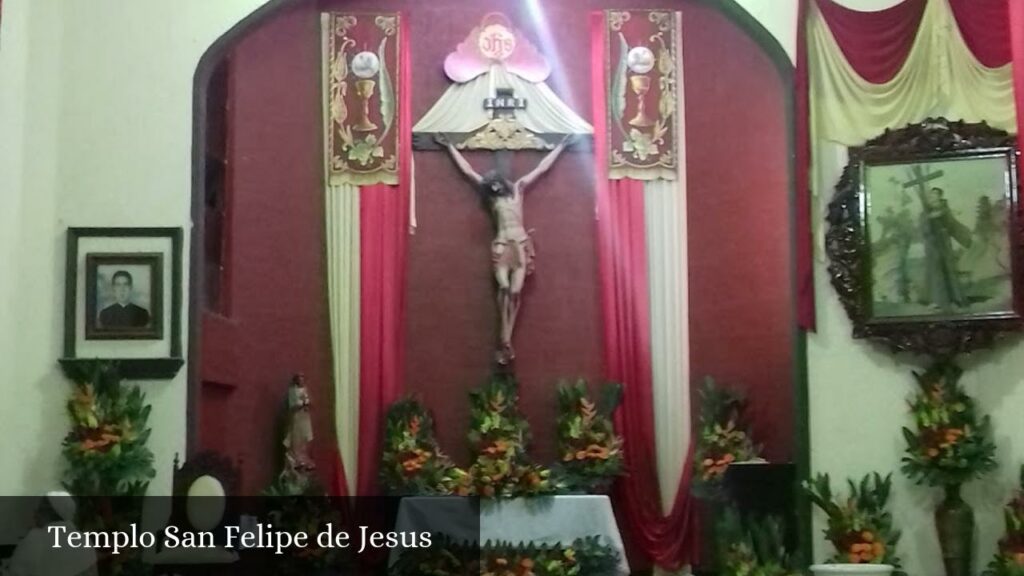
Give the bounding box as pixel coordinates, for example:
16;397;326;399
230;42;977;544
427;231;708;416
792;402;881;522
862;154;1015;322
826;118;1023;357
603;10;681;180
322;12;401;186
63;228;184;379
85;253;163;340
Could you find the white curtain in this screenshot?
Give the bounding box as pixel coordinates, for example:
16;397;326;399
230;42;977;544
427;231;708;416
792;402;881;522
649;20;690;575
646;11;690;522
325;184;361;496
644;179;690;516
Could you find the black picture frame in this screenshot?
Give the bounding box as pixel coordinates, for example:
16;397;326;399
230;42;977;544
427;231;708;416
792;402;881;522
826;118;1024;358
85;252;165;340
62;227;184;380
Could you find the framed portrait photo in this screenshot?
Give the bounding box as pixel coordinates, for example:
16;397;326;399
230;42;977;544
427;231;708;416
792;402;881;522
63;228;183;379
827;119;1023;357
85;253;164;340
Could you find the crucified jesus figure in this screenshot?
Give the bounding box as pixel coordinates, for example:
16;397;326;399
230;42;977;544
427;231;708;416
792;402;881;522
439;135;570;365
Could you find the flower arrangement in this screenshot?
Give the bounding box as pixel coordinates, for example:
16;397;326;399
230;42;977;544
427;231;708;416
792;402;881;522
804;472;902;567
467;376;560;498
260;497;351;576
717;508;799;576
390;535;620;576
901;362;996;488
381;398;471;496
692;377;761;497
62;361;155;497
984;465;1024;576
554;380;624;493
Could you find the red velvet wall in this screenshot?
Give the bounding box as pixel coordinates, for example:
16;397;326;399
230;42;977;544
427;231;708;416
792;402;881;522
198;0;794;493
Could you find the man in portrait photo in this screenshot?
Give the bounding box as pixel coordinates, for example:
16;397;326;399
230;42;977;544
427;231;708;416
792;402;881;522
98;270;151;329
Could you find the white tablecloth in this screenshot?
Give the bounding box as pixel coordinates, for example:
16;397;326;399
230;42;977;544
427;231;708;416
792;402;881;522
391;495;629;575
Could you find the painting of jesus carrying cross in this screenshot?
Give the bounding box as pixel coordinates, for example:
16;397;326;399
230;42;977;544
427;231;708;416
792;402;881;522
862;152;1016;321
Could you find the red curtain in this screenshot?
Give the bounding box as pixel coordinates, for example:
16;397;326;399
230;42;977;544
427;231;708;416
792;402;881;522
591;12;698;570
948;0;1012;67
814;0;927;83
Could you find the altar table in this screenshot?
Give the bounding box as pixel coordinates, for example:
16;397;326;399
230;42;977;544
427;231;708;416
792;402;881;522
390;495;629;575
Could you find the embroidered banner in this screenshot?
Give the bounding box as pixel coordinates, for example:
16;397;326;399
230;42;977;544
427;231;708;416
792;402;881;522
604;10;680;181
323;13;401;186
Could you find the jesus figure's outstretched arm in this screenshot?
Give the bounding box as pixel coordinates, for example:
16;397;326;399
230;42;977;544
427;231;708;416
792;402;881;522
438;135;483;185
517;135;571;190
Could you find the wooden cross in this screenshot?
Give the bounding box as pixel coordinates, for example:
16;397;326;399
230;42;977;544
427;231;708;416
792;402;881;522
483;88;529;176
902;164;945;202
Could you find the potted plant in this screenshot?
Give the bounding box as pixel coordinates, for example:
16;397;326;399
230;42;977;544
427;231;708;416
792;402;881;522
983;465;1024;576
805;472;902;576
902;361;997;576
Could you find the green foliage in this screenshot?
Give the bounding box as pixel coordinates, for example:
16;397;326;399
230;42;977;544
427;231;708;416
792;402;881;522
901;362;997;488
390;534;620;576
692;377;761;499
804;472;902;567
984;465;1024;576
61;361;155;497
467;375;561;498
717;507;800;576
380;397;470;496
263;497;351;576
553;379;624;493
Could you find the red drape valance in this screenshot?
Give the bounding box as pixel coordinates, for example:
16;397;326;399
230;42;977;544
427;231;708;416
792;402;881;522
814;0;927;84
948;0;1012;68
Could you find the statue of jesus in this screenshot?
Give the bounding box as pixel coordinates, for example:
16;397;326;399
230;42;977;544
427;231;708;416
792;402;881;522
439;135;570;365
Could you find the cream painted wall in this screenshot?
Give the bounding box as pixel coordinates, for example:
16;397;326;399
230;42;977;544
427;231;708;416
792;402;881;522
0;0;271;510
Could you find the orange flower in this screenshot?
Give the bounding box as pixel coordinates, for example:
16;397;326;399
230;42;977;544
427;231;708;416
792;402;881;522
563;452;575;462
861;531;874;543
1013;552;1024;565
927;448;940;458
872;541;885;557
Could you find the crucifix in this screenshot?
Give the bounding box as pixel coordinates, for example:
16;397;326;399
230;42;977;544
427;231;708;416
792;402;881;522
900;164;972;310
436;87;570;366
